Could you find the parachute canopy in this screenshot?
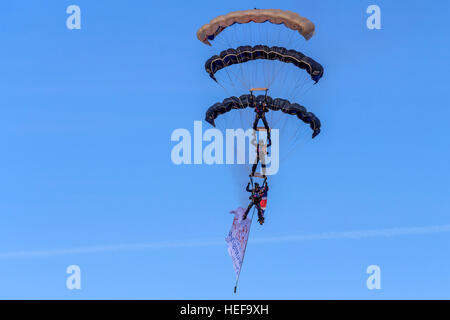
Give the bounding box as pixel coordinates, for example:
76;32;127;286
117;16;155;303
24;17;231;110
197;9;315;45
205;45;323;83
205;94;321;138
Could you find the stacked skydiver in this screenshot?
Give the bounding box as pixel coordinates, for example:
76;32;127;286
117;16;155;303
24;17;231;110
243;178;269;225
251;94;272;147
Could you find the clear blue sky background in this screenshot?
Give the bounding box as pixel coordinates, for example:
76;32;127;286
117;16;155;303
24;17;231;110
0;0;449;299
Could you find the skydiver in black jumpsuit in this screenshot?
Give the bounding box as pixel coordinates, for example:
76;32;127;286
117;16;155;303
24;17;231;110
252;98;271;147
243;179;269;225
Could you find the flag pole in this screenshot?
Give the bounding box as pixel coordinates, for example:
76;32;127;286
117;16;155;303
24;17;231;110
234;207;256;293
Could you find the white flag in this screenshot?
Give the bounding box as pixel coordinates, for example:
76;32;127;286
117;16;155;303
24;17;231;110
225;207;252;279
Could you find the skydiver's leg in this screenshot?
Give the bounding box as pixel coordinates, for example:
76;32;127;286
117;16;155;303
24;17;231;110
251;148;260;176
243;202;254;220
256;203;264;225
261;114;269;131
261;115;271;146
251;160;259;177
252;115;260;131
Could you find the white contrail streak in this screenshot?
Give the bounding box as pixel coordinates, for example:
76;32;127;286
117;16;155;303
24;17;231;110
1;224;449;259
251;224;450;243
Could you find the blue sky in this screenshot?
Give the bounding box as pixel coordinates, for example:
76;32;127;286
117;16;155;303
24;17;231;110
0;0;449;299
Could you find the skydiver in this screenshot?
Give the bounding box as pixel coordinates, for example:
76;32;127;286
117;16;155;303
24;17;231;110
243;178;269;225
251;139;268;178
252;97;271;147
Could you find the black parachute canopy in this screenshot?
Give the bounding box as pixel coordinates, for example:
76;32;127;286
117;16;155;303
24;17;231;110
205;45;324;83
205;94;321;138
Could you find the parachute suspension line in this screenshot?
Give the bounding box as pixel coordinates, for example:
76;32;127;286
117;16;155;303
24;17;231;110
265;71;293;129
216;82;247;134
275;22;282;47
281;123;312;162
215;81;248;132
223;68;236;89
216;58;250;92
217;81;233;98
231;38;255;125
273;26;293;86
233;26;252;91
284;119;304;146
266;59;290;89
211;26;251;151
302;79;316;96
260;23;273;89
223;66;249;91
237;96;248;132
269;106;275;130
281;128;313;162
291;76;315;102
265;25;275;88
257;20;262;46
281;127;300;161
268;105;280;129
260;61;266;89
285;71;312;102
265;21;270;46
263;59;271;89
280;64;297;99
216;119;226;132
239;59;250;91
282;69;300;102
234;206;256;294
266;61;278;88
290;122;309;149
278;108;291;132
248;22;256;43
222;20;235;48
286;29;296;49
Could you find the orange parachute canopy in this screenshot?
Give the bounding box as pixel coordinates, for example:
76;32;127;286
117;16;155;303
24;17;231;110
197;9;315;46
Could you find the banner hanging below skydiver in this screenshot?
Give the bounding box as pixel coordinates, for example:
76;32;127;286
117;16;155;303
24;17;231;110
226;207;252;279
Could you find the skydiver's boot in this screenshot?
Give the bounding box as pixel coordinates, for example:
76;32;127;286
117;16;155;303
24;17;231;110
258;216;265;225
256;205;264;225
